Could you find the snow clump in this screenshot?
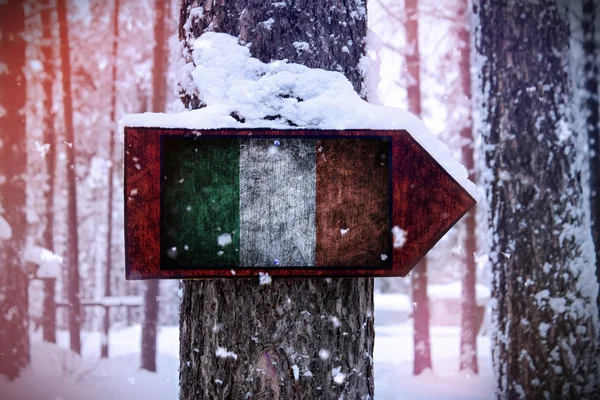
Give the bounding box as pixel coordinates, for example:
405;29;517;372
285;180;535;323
392;226;407;249
215;347;238;360
258;272;272;285
121;32;476;197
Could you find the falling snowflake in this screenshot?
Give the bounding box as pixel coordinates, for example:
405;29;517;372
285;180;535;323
217;233;232;247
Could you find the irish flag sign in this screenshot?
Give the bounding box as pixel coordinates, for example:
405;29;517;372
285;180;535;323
124;128;475;279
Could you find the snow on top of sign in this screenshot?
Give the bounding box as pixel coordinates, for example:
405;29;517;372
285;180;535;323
121;32;476;197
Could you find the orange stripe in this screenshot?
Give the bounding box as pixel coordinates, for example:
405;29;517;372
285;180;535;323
315;138;391;267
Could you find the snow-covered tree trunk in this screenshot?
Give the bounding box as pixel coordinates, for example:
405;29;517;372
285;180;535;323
141;0;170;373
40;0;58;345
457;0;478;374
404;0;432;376
473;0;600;397
177;1;374;398
581;0;600;320
0;0;30;380
57;0;82;355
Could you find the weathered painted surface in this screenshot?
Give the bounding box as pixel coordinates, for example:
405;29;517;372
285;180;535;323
240;138;316;267
315;138;390;267
161;136;240;268
125;127;476;279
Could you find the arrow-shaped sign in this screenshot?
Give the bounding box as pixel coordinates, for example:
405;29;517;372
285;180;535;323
124;127;475;280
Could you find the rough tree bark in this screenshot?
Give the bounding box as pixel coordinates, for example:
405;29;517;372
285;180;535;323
177;1;374;399
404;0;432;376
0;0;30;380
582;0;600;320
141;0;170;373
40;0;58;344
474;0;600;397
457;0;478;374
101;0;120;360
57;0;82;355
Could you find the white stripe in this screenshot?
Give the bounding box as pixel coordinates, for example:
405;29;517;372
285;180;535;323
239;138;316;267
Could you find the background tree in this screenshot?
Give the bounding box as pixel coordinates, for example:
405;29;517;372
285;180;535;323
102;0;120;359
404;0;433;376
57;0;81;355
177;1;374;398
474;0;600;397
456;0;478;374
141;0;170;373
0;0;30;380
371;0;482;374
67;0;154;326
40;0;58;344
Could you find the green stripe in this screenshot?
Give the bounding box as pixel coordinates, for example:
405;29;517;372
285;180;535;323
161;136;239;268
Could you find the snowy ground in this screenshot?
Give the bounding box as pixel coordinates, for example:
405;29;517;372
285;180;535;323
375;324;494;400
2;294;494;400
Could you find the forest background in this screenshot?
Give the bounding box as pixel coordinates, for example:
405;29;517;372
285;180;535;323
0;0;599;399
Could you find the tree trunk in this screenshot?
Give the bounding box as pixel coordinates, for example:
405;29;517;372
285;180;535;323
410;260;432;375
404;0;432;376
141;0;169;373
141;279;159;372
151;0;168;111
41;279;57;344
177;1;374;398
474;0;600;397
41;0;58;345
582;0;600;322
57;0;81;355
0;0;30;380
457;0;478;374
101;0;120;360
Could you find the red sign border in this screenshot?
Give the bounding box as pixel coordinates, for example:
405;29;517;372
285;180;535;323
124;127;475;280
